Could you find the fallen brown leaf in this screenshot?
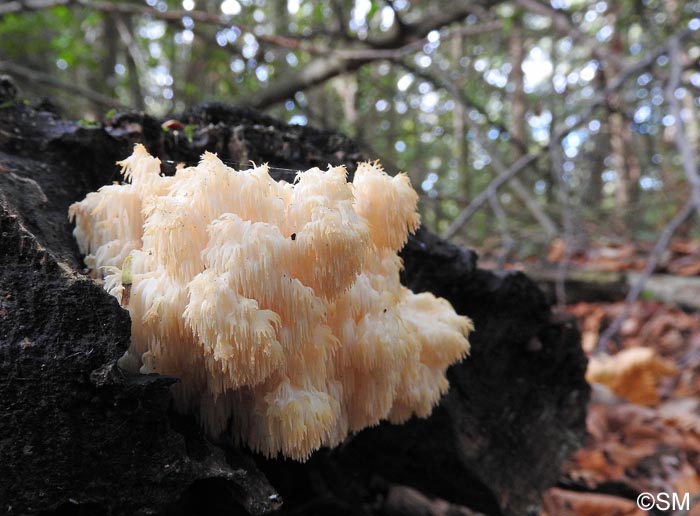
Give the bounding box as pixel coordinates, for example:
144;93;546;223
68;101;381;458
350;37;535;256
587;347;678;406
541;488;644;516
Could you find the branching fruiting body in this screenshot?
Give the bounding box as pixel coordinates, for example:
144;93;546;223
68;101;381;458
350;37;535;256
70;144;472;460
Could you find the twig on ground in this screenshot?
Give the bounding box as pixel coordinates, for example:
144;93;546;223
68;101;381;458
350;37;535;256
597;199;696;350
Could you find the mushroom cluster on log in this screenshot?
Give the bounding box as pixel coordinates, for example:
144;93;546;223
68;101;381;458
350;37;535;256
0;89;589;516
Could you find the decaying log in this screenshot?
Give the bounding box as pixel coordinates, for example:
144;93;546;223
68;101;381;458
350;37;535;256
0;95;588;516
527;268;700;311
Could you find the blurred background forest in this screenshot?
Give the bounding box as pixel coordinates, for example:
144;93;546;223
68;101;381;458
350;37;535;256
4;2;700;511
3;0;700;269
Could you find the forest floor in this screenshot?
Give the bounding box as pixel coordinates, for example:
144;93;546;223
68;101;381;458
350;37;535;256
480;239;700;515
541;298;700;516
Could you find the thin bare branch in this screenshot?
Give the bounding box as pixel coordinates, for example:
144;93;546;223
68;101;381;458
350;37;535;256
114;15;146;110
597;34;700;349
442;27;695;241
364;0;496;49
597;199;696;350
401;60;526;154
0;0;332;54
0;0;69;14
252;2;488;109
509;177;559;237
469;130;559;237
514;0;624;68
102;0;328;51
4;0;501;111
487;189;515;268
665;36;700;218
549;128;575;308
0;60;127;109
442;153;540;239
332;22;503;61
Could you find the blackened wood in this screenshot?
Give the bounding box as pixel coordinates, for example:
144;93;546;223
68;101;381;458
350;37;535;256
0;99;588;516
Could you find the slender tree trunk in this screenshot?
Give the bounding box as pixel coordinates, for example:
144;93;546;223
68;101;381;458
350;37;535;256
607;12;639;231
509;14;526;150
584;73;606;209
451;27;468;201
100;15;118;97
508;13;558;238
119;15;145;111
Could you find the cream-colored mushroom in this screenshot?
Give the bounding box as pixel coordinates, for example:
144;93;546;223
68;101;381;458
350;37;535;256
69;144;473;461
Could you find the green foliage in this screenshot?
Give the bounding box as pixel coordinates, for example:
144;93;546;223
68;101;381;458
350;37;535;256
184;124;195;142
77;118;100;127
2;0;699;251
640;289;657;301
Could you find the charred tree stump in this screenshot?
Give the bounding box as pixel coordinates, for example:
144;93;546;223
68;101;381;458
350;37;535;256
0;95;588;516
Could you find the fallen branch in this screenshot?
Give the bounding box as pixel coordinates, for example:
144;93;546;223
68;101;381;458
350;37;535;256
597;199;696;350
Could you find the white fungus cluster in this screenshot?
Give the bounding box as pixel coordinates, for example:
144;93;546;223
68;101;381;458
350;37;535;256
69;144;472;461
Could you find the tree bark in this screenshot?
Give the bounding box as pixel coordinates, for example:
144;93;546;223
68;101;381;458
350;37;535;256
0;94;588;516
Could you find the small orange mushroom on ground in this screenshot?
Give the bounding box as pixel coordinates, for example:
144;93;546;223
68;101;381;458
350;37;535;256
69;144;472;461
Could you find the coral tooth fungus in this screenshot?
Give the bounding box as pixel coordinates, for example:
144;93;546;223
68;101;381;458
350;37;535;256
69;144;472;461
